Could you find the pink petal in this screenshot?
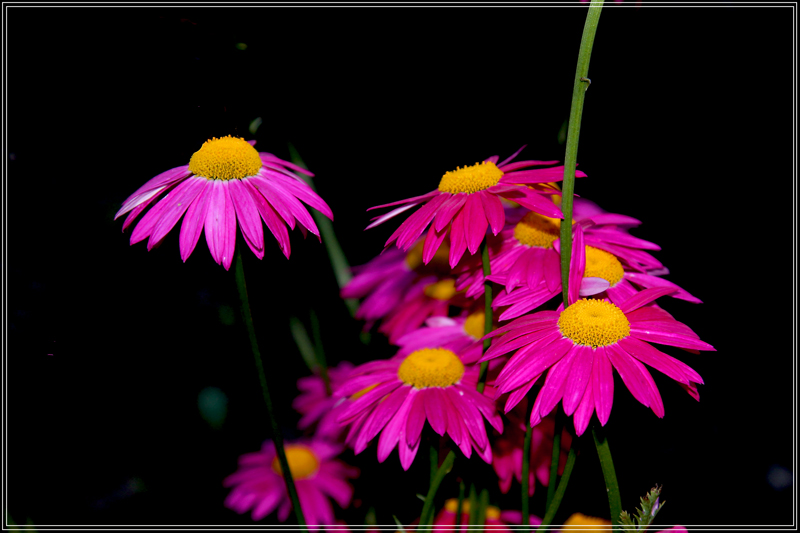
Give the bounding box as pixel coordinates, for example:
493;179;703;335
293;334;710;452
572;378;595;436
228;178;265;259
242;179;291;259
424;388;448;436
148;176;207;249
561;344;594;416
179;180;212;262
592;346;615;425
618;286;678;313
463;193;488;254
448;206;468;268
480;191;505;235
434;194;467;232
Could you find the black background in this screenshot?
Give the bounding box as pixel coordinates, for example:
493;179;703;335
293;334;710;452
6;3;795;529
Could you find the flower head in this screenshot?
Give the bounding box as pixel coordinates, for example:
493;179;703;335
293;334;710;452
223;439;357;527
116;136;333;270
482;287;715;435
336;348;502;469
366;147;586;269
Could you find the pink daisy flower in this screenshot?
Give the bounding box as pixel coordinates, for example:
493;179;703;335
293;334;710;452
431;498;542;531
293;362;355;441
115;136;333;270
488;224;699;321
481;286;715;436
335;347;503;470
491;410;570;496
223;439;357;527
456;200;668;299
366;146;586;269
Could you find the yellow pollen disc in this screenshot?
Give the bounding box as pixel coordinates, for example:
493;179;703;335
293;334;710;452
513;212;562;248
188;135;262;180
438;161;503;194
444;499;501;520
405;239;452;275
463;311;486;340
424;279;457;301
584;246;624;286
351;383;378;400
271;445;319;480
563;513;612;528
397;348;465;389
558;299;630;348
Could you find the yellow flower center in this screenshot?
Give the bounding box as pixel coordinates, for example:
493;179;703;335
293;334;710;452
397;348;465;389
463;311;486;340
513;212;562;248
188;136;262;180
438;161;503;194
405;239;452;276
271;445;320;480
558;299;630;348
584;246;624;286
563;513;612;528
444;498;501;520
351;384;378;400
424;279;457;301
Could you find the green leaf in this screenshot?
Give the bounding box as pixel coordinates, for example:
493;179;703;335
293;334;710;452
289;316;318;372
392;515;407;532
619;485;664;531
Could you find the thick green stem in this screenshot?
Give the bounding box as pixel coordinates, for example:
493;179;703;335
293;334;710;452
420;450;456;530
559;1;603;307
537;440;578;530
593;425;622;528
477;239;493;393
234;250;307;529
545;406;565;511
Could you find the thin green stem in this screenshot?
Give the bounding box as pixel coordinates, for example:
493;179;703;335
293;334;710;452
477;239;493;393
521;419;534;526
545;406;565;511
308;309;331;395
419;450;456;530
429;439;438;488
537;440;578;530
234;250;307;529
592;425;622;529
560;0;604;308
455;481;465;530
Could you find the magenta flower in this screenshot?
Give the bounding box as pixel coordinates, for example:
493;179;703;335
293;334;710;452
366;146;586;268
223;439;357;527
115;136;333;270
293;362;355;441
485;223;698;321
457;199;667;300
482;287;715;436
336;348;503;469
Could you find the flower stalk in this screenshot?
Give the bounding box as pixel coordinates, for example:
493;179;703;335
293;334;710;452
419;450;456;530
593;425;623;529
477;239;493;393
234;249;307;529
560;0;603;307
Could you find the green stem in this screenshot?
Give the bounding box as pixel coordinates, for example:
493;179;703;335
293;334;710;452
308;309;331;395
559;1;603;308
420;450;456;530
429;439;438;488
521;419;534;526
288;143;359;318
455;481;465;530
477;239;493;393
592;425;622;529
545;406;565;511
234;250;307;529
537;440;578;530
